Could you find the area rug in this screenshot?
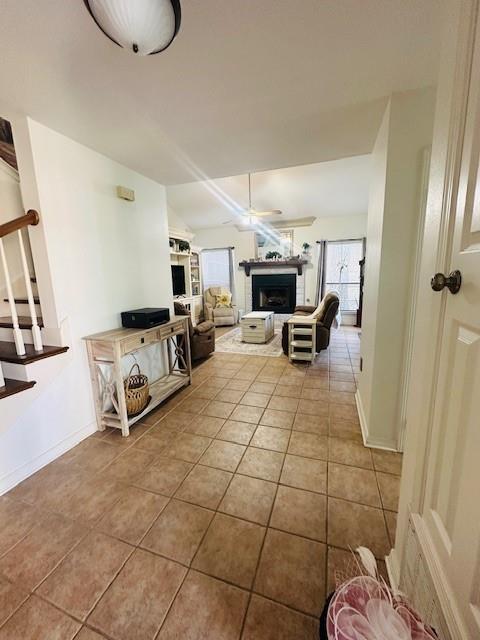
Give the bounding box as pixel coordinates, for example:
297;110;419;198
215;315;289;357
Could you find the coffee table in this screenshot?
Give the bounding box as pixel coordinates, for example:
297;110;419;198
241;311;275;344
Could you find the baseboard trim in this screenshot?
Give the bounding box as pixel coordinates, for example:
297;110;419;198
355;390;399;452
355;389;369;445
385;547;401;591
411;514;470;640
0;420;96;495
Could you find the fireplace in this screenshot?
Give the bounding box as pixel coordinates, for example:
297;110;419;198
252;274;296;314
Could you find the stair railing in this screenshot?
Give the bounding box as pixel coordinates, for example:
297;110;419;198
0;210;42;356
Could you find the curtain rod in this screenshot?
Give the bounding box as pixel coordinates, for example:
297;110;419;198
316;238;364;244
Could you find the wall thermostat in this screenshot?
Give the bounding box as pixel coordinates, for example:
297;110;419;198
116;186;135;201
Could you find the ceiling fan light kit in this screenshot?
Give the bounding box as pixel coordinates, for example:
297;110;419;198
84;0;181;55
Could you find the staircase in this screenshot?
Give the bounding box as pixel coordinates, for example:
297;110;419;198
0;210;68;399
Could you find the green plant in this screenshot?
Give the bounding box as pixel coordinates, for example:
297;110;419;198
169;238;175;248
178;240;190;252
266;250;282;260
302;242;311;252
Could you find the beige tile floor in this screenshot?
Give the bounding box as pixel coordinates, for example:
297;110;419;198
0;327;402;639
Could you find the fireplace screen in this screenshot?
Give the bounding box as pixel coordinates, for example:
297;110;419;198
252;274;296;314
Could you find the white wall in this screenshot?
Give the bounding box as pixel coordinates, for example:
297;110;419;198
358;106;390;425
168;206;192;235
0;158;22;223
0;119;173;493
193;214;367;312
357;87;436;450
0;157;28;304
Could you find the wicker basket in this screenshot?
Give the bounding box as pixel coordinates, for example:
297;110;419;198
124;363;149;416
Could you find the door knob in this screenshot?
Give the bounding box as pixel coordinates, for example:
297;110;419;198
430;270;462;294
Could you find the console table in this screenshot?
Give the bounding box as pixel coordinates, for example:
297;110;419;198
83;315;191;436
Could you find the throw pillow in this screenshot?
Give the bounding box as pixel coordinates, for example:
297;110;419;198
215;292;232;308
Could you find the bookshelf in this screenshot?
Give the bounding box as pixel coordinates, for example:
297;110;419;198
169;229;203;325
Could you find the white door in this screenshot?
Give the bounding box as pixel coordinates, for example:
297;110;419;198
418;3;480;636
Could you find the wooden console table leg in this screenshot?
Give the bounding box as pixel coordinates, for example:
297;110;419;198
167;336;173;374
86;341;104;431
184;320;192;383
113;343;130;437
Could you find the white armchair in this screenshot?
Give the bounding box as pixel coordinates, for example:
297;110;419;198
204;287;237;327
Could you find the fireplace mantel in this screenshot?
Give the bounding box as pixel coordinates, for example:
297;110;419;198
239;258;308;276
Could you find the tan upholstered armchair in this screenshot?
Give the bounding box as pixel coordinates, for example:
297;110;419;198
204;287;237;327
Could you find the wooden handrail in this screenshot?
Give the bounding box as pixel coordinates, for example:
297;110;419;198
0;210;39;239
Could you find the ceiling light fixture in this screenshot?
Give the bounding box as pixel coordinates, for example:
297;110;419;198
84;0;181;55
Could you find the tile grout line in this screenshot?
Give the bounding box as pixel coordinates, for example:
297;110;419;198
118;355;357;628
153;421;248;639
1;329;389;636
237;371;296;640
325;343;331;598
0;369;222;635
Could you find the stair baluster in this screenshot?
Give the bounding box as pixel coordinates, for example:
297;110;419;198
17;229;42;351
0;362;5;388
0;237;25;356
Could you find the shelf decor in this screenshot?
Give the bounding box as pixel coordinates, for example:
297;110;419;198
239;258;308;276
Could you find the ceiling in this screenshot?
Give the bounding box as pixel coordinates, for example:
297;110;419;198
167;155;371;229
0;1;441;185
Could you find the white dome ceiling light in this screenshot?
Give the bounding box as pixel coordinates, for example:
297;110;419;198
84;0;181;55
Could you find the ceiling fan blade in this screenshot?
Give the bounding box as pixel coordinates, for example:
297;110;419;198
248;209;283;217
245;173;282;217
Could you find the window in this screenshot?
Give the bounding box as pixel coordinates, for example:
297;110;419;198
324;239;364;312
201;248;234;291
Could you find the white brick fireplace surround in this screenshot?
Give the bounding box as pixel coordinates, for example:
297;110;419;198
245;267;306;313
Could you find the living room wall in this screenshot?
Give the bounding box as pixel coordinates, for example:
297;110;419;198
357;87;436;451
168;206;192;235
193;213;367;313
0;117;173;493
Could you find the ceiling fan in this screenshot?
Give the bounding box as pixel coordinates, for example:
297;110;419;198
222;173;282;224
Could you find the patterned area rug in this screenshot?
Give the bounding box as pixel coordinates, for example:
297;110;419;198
215;315;289;357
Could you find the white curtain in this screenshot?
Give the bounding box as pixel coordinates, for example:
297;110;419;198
201;247;236;301
227;247;237;304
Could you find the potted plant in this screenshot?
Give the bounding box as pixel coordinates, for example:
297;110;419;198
266;250;282;260
302;242;311;255
169;238;175;249
178;240;190;253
